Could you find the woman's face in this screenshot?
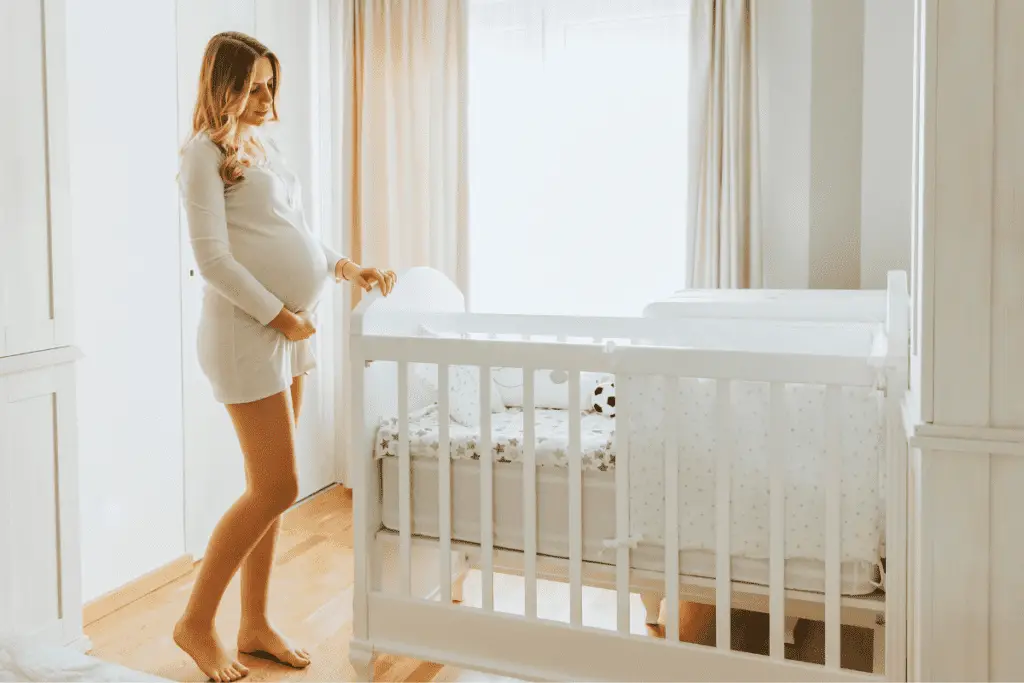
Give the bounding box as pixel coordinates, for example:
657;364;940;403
239;56;274;127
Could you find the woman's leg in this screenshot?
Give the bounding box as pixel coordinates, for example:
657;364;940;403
237;375;311;668
174;389;300;682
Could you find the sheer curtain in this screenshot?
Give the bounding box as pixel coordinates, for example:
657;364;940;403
467;0;690;316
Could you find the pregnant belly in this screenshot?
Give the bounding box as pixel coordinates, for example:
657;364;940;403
235;229;329;312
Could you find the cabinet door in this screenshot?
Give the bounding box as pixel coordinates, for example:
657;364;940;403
0;358;83;646
0;0;72;357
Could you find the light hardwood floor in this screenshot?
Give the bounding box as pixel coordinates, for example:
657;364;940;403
85;485;873;681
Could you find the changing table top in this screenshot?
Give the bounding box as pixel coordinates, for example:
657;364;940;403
643;288;887;323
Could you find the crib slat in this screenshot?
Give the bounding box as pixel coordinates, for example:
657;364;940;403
614;377;630;633
769;382;786;659
480;367;494;611
350;346;369;638
715;379;732;650
398;361;411;596
568;370;583;626
664;376;680;642
523;368;538;619
884;366;908;680
825;385;843;668
439;365;452;603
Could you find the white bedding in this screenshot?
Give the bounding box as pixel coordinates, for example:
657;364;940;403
375;405;617;471
0;637;168;682
626;376;886;566
375;376;887;569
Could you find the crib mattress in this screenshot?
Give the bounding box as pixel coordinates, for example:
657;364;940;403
380;457;881;596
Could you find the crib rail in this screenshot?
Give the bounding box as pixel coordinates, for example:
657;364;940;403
360;309;882;356
349;274;909;682
360;308;885;336
352;335;884;388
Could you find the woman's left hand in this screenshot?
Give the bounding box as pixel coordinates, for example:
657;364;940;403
337;260;397;296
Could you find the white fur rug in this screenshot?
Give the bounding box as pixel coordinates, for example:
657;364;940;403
0;636;168;682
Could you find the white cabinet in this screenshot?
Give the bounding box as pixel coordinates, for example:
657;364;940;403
0;0;73;357
907;1;1024;680
0;0;85;650
0;348;86;649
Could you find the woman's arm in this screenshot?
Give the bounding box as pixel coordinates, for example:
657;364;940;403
323;244;347;279
331;255;360;283
178;136;286;326
335;258;396;296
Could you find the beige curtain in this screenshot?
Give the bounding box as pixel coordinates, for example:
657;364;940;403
686;0;762;289
344;0;468;305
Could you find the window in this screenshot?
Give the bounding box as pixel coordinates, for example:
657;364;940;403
467;0;690;316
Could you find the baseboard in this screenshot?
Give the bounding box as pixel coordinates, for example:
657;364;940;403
83;555;194;626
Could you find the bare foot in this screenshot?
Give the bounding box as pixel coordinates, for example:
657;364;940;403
237;621;311;669
174;618;249;682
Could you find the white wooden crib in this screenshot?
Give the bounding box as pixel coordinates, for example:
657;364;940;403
347;267;909;682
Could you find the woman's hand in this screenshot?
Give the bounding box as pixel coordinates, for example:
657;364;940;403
336;259;397;296
268;307;316;341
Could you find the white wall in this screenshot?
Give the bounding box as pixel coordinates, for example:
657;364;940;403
66;0;186;601
758;0;913;290
757;0;812;289
860;0;914;290
808;0;864;290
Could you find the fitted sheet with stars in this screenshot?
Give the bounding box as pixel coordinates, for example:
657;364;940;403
373;405;617;471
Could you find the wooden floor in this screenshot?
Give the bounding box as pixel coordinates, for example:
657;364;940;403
86;486;520;682
85;485;874;681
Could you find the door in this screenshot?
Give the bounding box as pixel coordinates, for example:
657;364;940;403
0;0;73;357
176;0;336;559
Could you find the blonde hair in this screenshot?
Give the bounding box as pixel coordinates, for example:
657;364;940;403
190;31;280;185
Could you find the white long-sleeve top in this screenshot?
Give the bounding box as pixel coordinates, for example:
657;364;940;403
178;131;343;404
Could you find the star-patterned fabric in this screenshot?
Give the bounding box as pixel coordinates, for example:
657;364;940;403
374;405;617;471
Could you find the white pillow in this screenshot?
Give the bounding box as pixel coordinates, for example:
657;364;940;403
415;325;506;427
443;365;506;427
492;368;611;410
363;360;438;459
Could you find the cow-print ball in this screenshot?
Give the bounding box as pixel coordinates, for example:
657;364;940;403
590;380;616;418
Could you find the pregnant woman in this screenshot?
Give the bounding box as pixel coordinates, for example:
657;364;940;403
174;32;395;682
